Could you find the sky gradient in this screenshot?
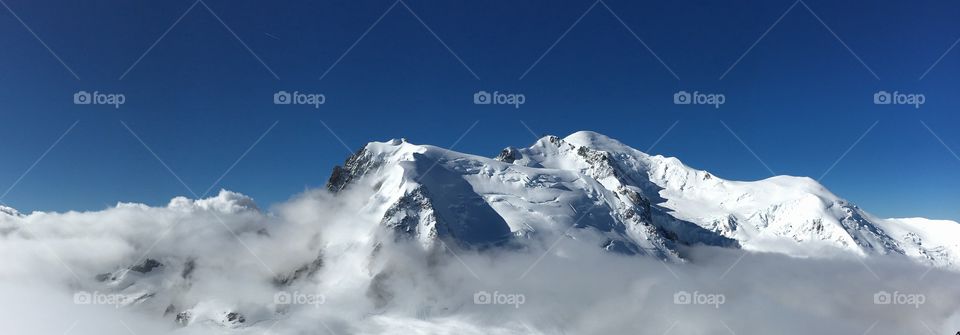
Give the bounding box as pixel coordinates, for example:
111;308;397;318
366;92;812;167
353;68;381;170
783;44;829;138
0;0;958;220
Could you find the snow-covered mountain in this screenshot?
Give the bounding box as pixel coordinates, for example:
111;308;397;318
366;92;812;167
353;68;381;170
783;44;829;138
3;130;959;334
327;136;687;262
327;130;960;269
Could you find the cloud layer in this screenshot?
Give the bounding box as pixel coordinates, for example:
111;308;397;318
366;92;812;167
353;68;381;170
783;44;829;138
0;188;958;335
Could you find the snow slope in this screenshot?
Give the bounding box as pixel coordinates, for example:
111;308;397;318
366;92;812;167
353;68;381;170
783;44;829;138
548;132;958;266
877;218;960;268
328;137;683;261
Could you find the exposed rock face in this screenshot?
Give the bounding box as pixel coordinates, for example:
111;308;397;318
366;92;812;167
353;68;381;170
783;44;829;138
175;310;192;326
224;312;246;327
327;146;383;192
273;252;324;287
130;259;163;273
379;187;442;245
495;147;520;163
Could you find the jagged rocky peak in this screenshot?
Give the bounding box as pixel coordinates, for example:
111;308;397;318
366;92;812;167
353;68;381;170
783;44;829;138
326;138;418;192
0;205;22;217
327;148;367;191
495;147;520;163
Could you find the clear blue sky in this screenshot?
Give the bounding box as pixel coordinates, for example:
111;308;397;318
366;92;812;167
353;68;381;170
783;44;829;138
0;0;958;220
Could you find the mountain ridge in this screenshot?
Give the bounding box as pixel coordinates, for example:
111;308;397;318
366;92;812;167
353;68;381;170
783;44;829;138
327;130;960;269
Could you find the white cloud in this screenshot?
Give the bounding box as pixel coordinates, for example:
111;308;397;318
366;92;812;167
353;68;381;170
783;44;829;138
0;188;958;334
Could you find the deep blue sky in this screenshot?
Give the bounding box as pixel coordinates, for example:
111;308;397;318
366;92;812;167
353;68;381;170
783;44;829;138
0;0;958;220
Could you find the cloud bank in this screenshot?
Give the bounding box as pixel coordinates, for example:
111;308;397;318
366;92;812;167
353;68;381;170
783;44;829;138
0;188;958;335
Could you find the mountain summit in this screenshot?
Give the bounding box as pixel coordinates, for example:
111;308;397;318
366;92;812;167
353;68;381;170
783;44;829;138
328;131;960;269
